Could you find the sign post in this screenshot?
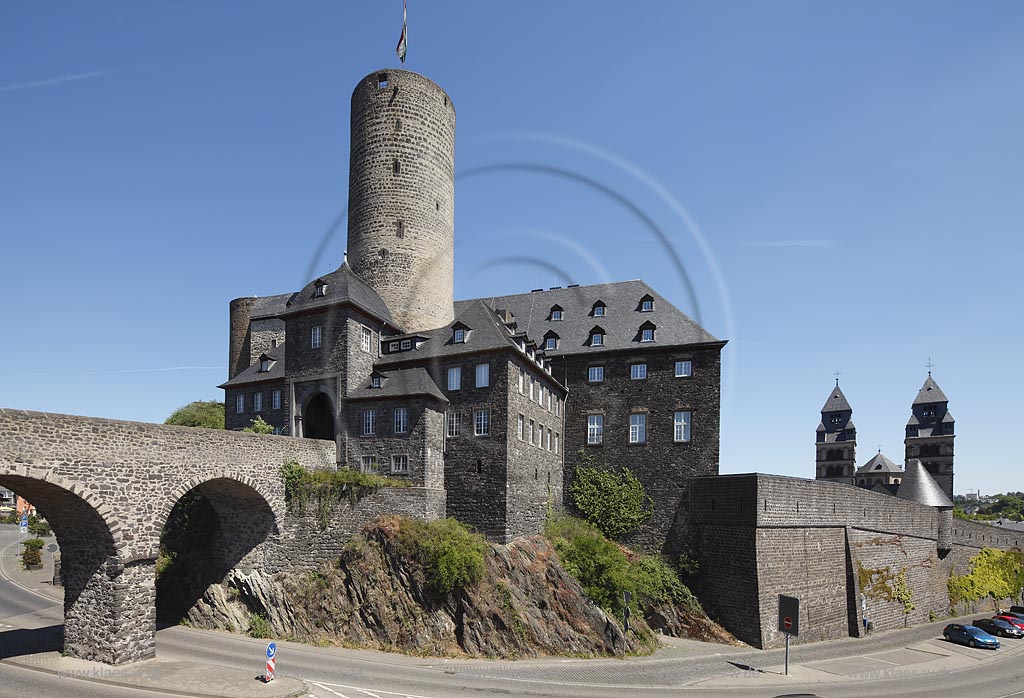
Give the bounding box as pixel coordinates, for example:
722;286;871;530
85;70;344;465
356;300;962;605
19;513;28;536
778;595;800;676
264;641;276;683
623;591;632;634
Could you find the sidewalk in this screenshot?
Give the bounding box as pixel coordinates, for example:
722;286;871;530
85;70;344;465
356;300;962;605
5;651;308;698
0;528;62;603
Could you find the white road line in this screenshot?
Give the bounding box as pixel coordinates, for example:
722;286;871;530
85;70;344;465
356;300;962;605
311;681;433;698
0;537;59;605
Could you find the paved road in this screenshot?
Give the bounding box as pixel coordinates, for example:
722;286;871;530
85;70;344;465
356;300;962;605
1;522;1023;698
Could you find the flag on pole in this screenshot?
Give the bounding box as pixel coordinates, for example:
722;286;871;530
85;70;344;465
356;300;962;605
396;0;408;63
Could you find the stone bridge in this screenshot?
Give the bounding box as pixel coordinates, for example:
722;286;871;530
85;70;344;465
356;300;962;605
0;408;337;664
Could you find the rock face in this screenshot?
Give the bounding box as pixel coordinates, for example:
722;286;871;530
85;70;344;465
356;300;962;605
185;520;735;657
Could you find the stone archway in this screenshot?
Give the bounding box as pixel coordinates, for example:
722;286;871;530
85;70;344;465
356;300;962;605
156;476;279;626
304;392;336;441
0;470;146;664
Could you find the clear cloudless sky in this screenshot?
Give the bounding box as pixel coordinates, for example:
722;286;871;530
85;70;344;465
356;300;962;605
2;2;1021;496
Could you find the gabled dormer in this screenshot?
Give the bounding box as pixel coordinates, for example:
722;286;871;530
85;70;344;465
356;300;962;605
549;304;563;321
257;353;275;373
543;330;560;351
312;278;328;298
591;300;606;318
636;320;657;343
638;293;655;312
587;325;606;347
451;321;471;344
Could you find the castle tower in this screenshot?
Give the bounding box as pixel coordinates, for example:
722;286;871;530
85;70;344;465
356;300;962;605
346;69;456;333
816;382;857;485
905;373;955;499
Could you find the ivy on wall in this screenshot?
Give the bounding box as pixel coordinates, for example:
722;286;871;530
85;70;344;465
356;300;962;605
569;451;653;539
948;547;1024;607
280;460;409;529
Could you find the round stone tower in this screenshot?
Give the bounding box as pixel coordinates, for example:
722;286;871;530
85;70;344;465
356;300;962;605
346;69;456;333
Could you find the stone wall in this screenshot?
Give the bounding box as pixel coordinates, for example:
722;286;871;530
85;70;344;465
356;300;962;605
341;397;445;488
688;473;1024;648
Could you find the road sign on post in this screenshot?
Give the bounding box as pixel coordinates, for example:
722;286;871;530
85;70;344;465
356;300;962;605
778;594;800;676
264;641;276;682
19;513;28;535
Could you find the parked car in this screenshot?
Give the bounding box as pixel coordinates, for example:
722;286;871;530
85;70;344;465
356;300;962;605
974;618;1024;638
943;624;1000;649
994;615;1024;630
1009;606;1024;615
998;610;1024;621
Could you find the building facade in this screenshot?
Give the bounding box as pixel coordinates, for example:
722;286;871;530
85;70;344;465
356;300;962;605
219;68;725;547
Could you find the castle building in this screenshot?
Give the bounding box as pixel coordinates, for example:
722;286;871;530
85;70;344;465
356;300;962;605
855;451;902;491
219;69;725;547
815;383;857;485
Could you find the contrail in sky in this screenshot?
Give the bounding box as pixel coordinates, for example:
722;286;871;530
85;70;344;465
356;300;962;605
0;70;114;93
740;239;834;248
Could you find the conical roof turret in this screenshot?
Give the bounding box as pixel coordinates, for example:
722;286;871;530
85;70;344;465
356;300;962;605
896;459;953;508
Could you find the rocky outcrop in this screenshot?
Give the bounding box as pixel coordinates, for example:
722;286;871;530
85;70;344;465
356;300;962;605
186;519;735;657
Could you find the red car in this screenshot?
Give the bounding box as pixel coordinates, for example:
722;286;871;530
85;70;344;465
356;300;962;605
994;615;1024;630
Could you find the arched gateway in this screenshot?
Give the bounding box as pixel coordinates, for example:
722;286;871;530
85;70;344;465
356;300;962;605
0;408;336;664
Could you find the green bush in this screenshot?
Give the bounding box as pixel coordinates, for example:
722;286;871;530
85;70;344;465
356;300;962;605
569;453;653;539
544;514;700;616
243;416;274;434
27;516;51;537
21;539;44;568
248;612;272;639
280;460;409;529
396;517;487;596
165;400;225;429
949;547;1024;606
22;538;44;551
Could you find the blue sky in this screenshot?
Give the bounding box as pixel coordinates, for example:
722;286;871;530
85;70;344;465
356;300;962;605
2;2;1021;495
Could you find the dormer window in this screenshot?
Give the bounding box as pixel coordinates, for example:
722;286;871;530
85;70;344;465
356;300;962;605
639;294;654;312
313;279;327;298
259;358;271;373
550;305;563;321
454;328;465;343
400;339;411;350
545;337;557;350
371;376;382;388
589;326;606;347
592;301;606;317
389;341;400;352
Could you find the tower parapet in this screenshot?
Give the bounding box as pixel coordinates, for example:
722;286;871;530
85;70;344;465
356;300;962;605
346;69;456;333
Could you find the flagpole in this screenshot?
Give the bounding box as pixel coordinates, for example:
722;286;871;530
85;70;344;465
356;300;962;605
396;0;408;64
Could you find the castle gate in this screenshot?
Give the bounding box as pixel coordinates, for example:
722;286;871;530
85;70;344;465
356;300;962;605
0;408;336;664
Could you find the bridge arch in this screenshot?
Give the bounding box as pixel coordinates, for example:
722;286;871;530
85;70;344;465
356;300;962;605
156;474;280;626
0;465;150;664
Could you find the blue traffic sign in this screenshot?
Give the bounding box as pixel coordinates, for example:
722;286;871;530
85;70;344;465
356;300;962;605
266;642;276;659
20;514;27;523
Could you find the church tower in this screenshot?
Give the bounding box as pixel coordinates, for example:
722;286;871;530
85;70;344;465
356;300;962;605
905;372;955;499
346;69;456;333
816;381;857;485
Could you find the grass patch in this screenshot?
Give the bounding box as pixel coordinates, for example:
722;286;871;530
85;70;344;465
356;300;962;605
281;460;410;529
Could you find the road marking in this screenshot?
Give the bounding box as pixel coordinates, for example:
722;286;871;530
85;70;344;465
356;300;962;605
311;681;432;698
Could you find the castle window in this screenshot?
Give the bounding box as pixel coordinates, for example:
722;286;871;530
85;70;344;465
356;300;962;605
254;393;262;413
517;414;524;440
271;339;277;349
236;394;244;414
641;328;654;342
630;363;648;380
629;413;647;444
370;376;382;388
272;390;281;410
545;337;557;350
377;73;388;89
362;409;376;436
447;366;461;391
395;118;402;132
475;363;490;388
259;358;270;372
587;415;604;445
311;325;321;349
591;332;604;346
400;339;411;350
474;409;490;437
518;368;525;394
361;326;373;353
396;220;404;238
453;328;466;343
550;305;563;321
394;407;408;434
446;411;461;438
529;378;535;401
391;454;409;473
588;366;604;383
831;415;843;425
537;423;544;447
313;281;327;298
675;360;692;378
389;341;400;352
639;294;654;312
923;406;937;418
360;455;378;473
529;419;536;445
554;432;560;454
674;410;692;441
393;159;401;175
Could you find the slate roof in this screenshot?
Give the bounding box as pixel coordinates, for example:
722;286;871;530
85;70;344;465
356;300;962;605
250;293;291;320
896;459;953;508
348;366;448;403
219;345;285;388
279;263;398;328
913;375;949;405
821;385;852;413
375;299;527;366
461;280;721;356
857;452;902;475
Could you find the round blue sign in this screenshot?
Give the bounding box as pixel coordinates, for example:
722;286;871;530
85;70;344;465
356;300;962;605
266;642;276;659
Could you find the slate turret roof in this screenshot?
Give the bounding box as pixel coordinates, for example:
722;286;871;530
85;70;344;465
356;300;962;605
821;385;852;413
896;459;953;508
279;263;398;328
913;375;949;405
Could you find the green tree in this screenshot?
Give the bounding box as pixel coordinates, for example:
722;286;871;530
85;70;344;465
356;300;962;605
165;401;225;429
243;416;274;434
569;451;653;539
